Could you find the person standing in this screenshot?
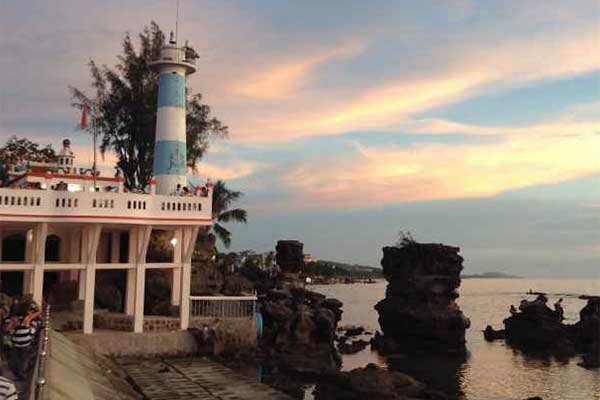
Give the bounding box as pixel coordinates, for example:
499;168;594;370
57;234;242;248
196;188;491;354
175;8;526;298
8;312;34;381
0;375;18;400
554;298;565;321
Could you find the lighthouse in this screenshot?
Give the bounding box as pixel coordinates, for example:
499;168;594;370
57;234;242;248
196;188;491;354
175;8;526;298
149;32;197;195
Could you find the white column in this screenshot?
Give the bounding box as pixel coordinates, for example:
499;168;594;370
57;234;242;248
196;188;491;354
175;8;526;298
78;228;87;300
124;229;137;316
170;228;183;306
180;227;199;330
31;223;48;306
23;229;33;295
69;230;80;281
83;225;102;334
110;232;120;263
133;226;152;333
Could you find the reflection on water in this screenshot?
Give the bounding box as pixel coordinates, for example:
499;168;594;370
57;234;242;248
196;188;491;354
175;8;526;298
312;279;600;400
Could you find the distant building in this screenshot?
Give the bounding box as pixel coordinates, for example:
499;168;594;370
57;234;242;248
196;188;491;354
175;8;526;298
303;253;317;263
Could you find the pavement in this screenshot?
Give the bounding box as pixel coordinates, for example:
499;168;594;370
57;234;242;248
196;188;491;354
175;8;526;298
119;358;293;400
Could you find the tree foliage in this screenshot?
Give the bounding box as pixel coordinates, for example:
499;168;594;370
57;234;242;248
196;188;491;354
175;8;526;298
70;21;228;190
0;136;56;183
211;180;248;248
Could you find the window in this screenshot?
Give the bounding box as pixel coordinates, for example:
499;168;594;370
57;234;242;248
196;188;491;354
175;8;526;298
17;198;21;206
104;200;109;208
30;197;35;206
56;199;60;207
36;198;40;206
133;201;137;209
110;200;114;208
93;199;97;208
10;197;14;206
61;199;66;207
68;199;72;207
198;203;202;211
74;199;78;207
161;203;165;211
127;200;131;209
167;203;170;211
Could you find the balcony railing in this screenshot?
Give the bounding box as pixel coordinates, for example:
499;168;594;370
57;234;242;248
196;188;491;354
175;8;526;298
190;296;257;319
0;187;212;225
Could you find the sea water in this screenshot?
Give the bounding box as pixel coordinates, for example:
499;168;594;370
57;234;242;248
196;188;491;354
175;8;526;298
311;279;600;400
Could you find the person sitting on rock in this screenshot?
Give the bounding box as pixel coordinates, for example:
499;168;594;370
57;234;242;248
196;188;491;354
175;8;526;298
509;305;518;316
554;298;564;321
519;299;530;311
533;294;548;306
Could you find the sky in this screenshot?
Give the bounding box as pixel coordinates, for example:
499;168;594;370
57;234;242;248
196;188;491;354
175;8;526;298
1;1;600;277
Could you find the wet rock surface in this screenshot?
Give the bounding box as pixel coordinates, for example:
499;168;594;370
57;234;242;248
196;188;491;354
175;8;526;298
312;363;451;400
374;242;470;354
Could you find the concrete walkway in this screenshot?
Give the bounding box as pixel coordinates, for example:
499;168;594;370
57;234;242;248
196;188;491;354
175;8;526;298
120;358;293;400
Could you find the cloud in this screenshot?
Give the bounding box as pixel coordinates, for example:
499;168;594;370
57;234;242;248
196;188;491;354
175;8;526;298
232;28;600;143
231;39;368;99
194;160;258;181
281;126;600;208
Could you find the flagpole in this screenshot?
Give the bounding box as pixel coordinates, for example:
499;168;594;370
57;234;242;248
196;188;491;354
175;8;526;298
92;101;97;191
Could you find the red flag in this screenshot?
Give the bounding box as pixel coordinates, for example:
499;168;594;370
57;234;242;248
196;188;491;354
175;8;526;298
81;105;88;129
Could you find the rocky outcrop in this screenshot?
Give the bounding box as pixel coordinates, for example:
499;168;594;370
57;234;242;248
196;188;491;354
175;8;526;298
489;296;600;366
275;240;305;273
374;242;470;354
259;286;343;374
503;298;575;357
312;363;450;400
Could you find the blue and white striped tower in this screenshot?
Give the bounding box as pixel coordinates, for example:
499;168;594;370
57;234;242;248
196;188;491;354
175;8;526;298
149;33;197;195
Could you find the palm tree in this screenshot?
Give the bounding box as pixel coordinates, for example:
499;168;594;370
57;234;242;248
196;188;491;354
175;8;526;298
211;180;247;247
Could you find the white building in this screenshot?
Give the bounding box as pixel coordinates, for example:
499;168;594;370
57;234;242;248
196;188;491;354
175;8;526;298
0;33;212;334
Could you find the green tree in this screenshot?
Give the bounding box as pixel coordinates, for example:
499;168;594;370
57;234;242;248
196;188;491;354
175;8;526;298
70;21;227;190
211;180;247;248
0;136;56;183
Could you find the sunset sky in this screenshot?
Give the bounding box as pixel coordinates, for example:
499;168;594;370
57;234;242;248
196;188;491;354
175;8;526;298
1;1;599;276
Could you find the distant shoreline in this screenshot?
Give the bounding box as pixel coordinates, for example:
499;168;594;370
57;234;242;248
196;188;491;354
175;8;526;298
462;272;521;279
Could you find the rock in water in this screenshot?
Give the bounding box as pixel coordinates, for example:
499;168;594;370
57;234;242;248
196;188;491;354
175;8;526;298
313;363;450;400
276;240;305;273
503;300;575;357
374;242;470;354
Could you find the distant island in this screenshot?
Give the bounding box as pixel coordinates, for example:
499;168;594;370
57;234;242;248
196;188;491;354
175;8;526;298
304;260;383;284
462;271;522;279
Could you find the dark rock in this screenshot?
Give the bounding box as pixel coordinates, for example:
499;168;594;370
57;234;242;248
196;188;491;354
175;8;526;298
338;339;369;354
259;284;343;374
313;363;450;400
503;301;576;357
483;325;506;341
374;243;470;354
489;297;600;362
343;326;365;337
276;240;305;273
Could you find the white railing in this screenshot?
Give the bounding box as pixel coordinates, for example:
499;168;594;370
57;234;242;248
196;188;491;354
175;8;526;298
0;188;212;225
190;296;257;318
